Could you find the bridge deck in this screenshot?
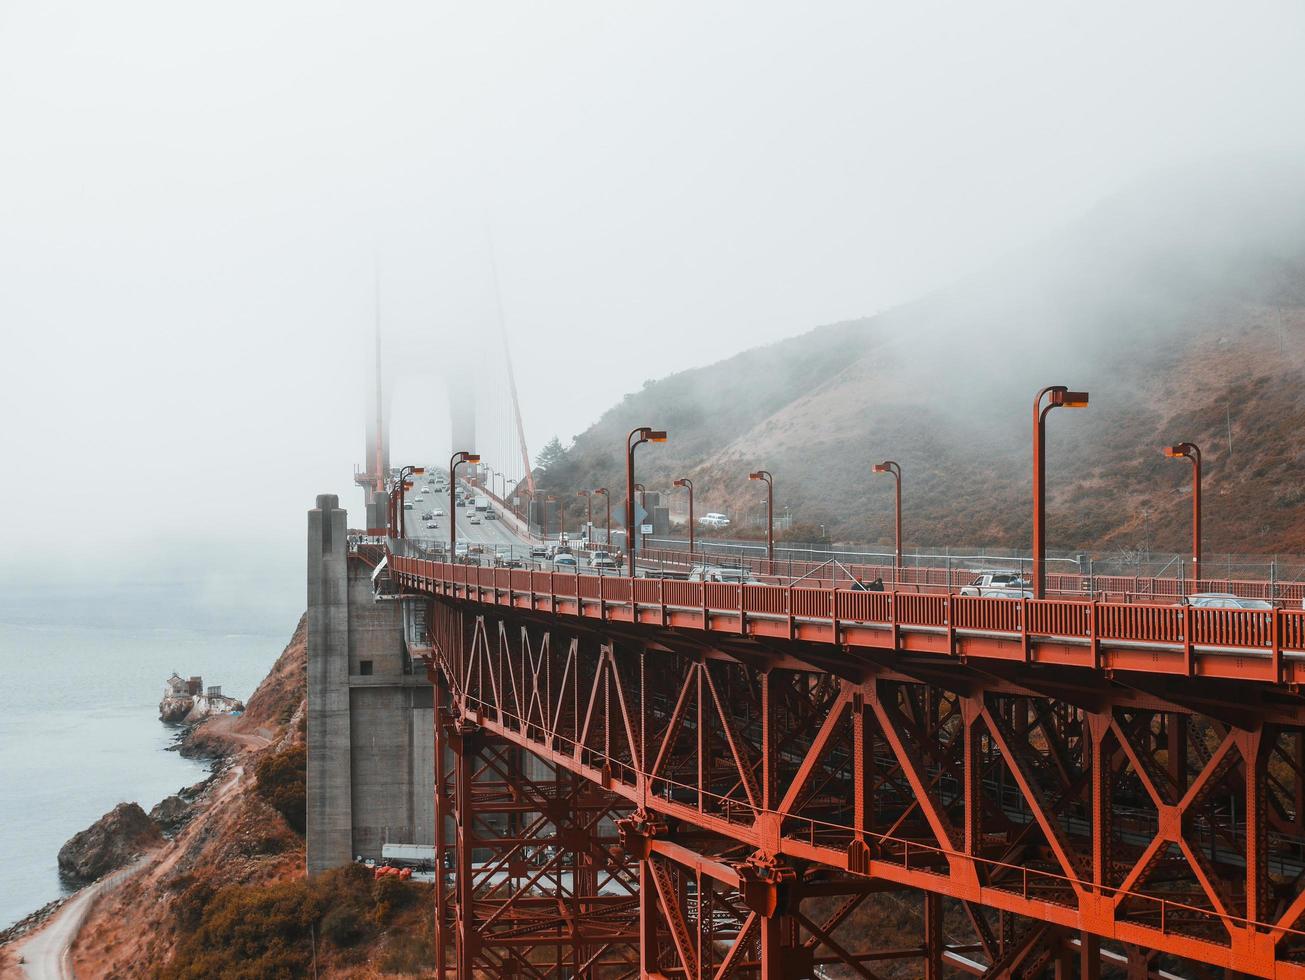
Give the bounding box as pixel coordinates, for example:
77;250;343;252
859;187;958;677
392;556;1305;686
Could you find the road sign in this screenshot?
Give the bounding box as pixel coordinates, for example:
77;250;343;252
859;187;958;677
641;524;653;534
634;503;648;528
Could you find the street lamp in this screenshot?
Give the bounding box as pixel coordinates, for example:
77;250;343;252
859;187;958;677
673;478;694;557
577;490;592;544
595;488;611;549
390;465;425;539
1165;442;1202;592
626;427;667;576
449;451;480;559
749;470;774;566
872;461;902;573
1032;386;1089;598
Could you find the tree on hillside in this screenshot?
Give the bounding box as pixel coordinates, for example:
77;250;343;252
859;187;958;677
535;436;566;472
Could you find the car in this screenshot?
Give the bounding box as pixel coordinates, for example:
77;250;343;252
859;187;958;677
552;553;578;568
455;543;469;558
687;565;760;584
433;508;445;517
698;513;731;529
421;512;434;520
469;515;482;525
425;521;438;529
1180;593;1273;610
590;553;618;570
403;502;414;510
530;546;549;560
456;499;466;507
484;511;497;520
959;572;1029;597
419;487;431;494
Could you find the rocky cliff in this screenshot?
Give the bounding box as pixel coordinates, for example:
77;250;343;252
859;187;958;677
56;802;164;883
59;614;433;978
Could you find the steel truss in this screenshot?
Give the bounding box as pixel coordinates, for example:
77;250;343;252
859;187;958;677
424;597;1305;978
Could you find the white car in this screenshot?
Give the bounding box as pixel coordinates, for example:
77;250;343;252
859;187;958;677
590;553;618;570
959;572;1029;597
687;565;759;585
553;553;578;568
433;508;445;517
698;513;731;529
425;521;438;529
1180;593;1273;610
469;515;482;525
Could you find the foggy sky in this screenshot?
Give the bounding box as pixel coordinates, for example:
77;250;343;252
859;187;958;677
2;2;1303;626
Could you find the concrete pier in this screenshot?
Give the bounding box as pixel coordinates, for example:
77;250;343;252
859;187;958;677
307;495;433;875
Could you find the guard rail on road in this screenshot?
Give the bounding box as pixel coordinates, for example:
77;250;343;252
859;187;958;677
390;554;1305;687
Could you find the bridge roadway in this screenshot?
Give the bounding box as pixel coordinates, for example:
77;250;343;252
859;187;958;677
383;526;1305;979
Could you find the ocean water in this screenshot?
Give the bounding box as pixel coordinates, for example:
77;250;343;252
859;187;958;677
0;622;283;929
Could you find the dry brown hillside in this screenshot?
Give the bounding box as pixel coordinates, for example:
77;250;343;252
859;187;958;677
536;160;1305;561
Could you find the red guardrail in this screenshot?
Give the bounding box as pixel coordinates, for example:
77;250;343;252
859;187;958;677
637;546;1305;603
391;556;1305;684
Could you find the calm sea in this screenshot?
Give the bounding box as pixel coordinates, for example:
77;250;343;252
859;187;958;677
0;622;282;929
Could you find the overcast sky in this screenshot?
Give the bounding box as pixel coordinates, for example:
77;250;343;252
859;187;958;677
2;2;1303;622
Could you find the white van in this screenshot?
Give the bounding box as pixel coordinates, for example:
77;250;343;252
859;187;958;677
698;513;730;529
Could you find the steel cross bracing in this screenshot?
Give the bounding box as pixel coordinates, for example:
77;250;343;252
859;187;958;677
405;554;1305;978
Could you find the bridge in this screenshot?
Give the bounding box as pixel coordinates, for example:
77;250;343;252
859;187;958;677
310;365;1305;979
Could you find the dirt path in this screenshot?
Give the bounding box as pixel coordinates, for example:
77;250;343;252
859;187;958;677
15;856;148;980
12;762;253;979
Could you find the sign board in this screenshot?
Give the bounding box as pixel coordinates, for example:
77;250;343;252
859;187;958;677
641;524;654;534
634;503;648;527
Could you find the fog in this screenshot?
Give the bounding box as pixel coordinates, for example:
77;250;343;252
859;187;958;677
2;2;1303;629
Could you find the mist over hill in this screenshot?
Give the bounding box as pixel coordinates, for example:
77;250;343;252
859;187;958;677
535;158;1305;558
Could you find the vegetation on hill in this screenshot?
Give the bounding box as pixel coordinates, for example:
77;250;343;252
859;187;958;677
159;864;431;980
534;161;1305;560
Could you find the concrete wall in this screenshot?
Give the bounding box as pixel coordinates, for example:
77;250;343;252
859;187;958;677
307;494;353;874
308;494;434;875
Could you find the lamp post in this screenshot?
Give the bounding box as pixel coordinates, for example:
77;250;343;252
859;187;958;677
749;470;774;567
595;488;611;548
673;478;694;557
1165;442;1202;592
1032;386;1089;598
449;451;480;559
577;490;592;544
391;464;425;539
625;428;667;576
872;460;902;573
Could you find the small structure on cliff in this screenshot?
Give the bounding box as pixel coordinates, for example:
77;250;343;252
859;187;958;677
159;672;244;723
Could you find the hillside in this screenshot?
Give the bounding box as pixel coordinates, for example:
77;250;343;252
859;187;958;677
2;616;434;979
536;159;1305;560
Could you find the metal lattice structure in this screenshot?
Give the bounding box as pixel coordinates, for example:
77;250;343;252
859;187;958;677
402;555;1305;978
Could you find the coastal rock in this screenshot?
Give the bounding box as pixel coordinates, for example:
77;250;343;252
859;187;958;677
57;802;163;882
159;696;193;724
149;794;194;836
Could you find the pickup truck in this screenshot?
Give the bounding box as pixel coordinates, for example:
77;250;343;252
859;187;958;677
959;572;1029;597
688;565;761;585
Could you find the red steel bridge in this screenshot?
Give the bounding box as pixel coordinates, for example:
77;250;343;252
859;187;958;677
379;543;1305;979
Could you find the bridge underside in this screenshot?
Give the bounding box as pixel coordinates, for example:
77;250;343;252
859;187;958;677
422;596;1305;979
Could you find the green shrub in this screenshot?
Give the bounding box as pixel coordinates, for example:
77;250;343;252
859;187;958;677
321;904;370;947
254;744;306;833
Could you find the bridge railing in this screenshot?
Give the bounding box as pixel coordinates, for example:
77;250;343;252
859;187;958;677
638;545;1305;603
392;552;1305;683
